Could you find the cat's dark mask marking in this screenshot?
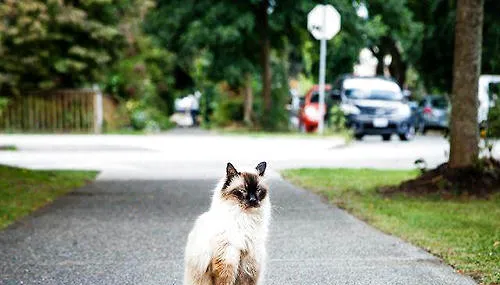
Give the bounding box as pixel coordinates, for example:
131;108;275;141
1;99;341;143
240;172;266;207
222;162;269;208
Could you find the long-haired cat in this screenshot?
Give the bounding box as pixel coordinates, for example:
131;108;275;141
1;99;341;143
184;162;271;285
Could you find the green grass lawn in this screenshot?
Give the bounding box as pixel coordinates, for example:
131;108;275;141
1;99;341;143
0;145;17;151
282;168;500;285
0;165;98;230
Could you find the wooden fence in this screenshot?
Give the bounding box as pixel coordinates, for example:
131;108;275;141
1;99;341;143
0;89;113;133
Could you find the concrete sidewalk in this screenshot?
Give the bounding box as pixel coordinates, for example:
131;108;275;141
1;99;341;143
0;174;476;284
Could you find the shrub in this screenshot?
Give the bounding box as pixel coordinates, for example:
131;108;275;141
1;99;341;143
120;80;173;132
211;96;244;127
0;97;9;117
329;105;347;132
487;104;500;138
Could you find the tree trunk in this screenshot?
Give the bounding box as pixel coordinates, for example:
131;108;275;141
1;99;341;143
449;0;484;168
260;1;272;118
373;51;385;76
387;40;407;87
243;73;253;126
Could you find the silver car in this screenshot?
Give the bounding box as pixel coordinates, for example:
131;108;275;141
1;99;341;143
416;95;449;134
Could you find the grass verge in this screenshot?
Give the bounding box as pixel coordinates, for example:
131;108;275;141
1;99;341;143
282;168;500;284
0;165;98;230
0;145;17;151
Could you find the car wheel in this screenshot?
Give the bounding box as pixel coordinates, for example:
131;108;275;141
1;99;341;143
418;121;426;135
354;134;364;141
399;125;416;141
382;134;392;141
443;128;449;138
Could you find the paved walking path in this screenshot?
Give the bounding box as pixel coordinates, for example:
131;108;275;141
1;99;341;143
0;169;476;284
0;132;481;284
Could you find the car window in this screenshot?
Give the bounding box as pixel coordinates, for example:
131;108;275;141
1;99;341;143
310;93;319;103
431;97;448;109
344;89;403;101
310;91;336;103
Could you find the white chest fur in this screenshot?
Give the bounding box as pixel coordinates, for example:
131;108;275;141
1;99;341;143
184;194;271;285
184;163;271;285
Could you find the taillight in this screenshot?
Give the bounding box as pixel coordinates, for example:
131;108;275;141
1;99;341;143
423;107;432;114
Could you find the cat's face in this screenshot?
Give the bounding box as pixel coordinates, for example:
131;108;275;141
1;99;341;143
221;162;268;209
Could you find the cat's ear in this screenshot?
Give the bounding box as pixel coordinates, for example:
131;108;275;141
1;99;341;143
256;162;267;176
226;162;239;178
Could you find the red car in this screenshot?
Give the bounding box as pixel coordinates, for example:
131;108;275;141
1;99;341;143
299;84;332;132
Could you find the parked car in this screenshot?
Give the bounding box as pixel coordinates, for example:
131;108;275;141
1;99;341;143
333;76;416;141
415;95;450;134
298;84;334;132
479;75;500;123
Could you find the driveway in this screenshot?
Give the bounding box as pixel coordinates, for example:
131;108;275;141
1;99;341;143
0;132;478;284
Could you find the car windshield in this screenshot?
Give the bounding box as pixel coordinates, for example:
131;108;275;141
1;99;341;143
344;89;402;101
310;91;339;103
310;92;328;103
431;97;448;109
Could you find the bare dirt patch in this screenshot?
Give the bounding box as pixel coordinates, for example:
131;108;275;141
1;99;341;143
380;158;500;198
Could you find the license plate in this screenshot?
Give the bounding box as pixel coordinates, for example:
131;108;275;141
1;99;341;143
373;118;389;128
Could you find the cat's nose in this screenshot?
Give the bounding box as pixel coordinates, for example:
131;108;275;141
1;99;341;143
248;196;258;205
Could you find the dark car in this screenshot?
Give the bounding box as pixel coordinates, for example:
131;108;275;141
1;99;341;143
332;76;416;141
416;95;449;134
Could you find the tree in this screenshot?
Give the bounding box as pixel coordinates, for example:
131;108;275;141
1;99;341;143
102;0;177;130
449;0;484;168
0;0;124;95
364;0;423;87
409;0;499;93
146;0;367;129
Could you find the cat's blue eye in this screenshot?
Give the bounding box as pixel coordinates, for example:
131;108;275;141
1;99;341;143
233;190;244;198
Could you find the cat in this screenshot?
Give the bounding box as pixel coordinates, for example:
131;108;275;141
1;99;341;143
183;162;271;285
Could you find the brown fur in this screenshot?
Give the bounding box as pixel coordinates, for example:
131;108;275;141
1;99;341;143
235;251;259;285
209;251;260;285
211;259;237;285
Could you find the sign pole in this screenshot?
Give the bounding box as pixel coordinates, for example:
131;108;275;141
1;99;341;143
307;4;341;135
318;37;327;134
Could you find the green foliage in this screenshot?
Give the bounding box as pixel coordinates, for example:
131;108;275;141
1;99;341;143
103;0;176;131
362;0;424;86
0;0;124;94
329;105;347;132
487;104;500;138
211;95;244;127
146;0;367;130
0;97;8;116
118;80;174;132
487;81;500;138
409;0;500;93
260;54;290;131
482;0;500;75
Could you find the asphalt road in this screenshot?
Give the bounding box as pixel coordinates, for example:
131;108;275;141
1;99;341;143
0;131;482;284
0;131;460;175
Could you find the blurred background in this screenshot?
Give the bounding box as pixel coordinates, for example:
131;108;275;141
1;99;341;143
0;0;498;137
